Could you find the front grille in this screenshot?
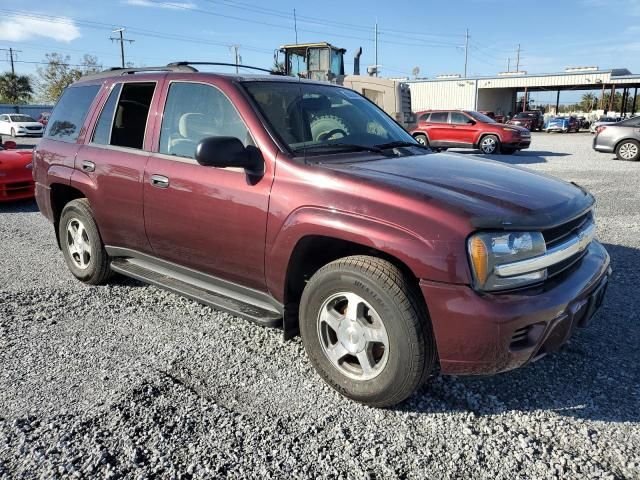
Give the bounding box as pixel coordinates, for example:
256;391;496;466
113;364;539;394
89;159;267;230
26;126;42;131
541;211;593;279
542;211;592;248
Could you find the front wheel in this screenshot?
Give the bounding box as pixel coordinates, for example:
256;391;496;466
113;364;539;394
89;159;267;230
59;199;112;285
299;256;436;407
479;135;500;154
616;140;640;161
413;133;429;147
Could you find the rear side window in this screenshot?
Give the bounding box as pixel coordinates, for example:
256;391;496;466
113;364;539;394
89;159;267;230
429;112;448;123
45;85;100;142
109;82;155;150
92;84;123;145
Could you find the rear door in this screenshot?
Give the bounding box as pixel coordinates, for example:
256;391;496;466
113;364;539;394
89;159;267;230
74;80;159;253
143;79;273;290
424;111;450;146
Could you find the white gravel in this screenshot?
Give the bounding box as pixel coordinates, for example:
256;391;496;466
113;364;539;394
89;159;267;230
1;133;639;479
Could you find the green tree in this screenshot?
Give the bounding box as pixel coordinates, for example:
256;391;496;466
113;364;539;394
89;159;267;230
0;72;33;104
36;53;101;102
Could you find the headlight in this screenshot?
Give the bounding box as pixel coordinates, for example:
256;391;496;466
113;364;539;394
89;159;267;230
468;231;547;291
503;127;520;133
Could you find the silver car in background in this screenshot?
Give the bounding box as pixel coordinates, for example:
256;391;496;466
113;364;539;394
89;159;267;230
592;116;640;161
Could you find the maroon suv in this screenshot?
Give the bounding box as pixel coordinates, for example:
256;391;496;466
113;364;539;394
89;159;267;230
411;110;531;154
508;111;545;131
34;64;611;407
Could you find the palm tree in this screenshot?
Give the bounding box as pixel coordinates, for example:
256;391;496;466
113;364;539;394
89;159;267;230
0;73;33;104
581;93;597;113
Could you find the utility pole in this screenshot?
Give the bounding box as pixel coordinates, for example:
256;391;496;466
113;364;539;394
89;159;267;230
507;57;510;72
110;28;134;68
515;44;521;71
463;29;469;78
0;48;21;74
230;45;241;73
374;21;379;77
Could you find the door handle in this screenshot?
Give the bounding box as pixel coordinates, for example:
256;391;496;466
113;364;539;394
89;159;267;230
81;160;95;172
150;174;170;188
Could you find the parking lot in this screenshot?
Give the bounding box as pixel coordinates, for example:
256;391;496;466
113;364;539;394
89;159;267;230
1;132;639;479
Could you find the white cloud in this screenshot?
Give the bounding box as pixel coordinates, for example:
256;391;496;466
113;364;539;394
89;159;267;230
123;0;197;8
0;16;81;43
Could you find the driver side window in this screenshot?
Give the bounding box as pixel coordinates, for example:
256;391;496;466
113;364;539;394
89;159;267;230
159;82;251;160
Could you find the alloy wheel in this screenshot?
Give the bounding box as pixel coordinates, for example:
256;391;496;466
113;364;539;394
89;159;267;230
317;291;390;381
619;142;638;160
66;218;92;270
480;137;497;154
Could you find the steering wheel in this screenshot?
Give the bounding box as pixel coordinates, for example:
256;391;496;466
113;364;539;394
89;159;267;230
317;128;347;141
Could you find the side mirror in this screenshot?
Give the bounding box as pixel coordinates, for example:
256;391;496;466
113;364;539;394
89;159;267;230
3;140;17;150
467;119;476;125
195;136;263;174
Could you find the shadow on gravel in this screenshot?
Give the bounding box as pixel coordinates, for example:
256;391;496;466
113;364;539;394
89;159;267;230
400;242;640;424
0;198;38;213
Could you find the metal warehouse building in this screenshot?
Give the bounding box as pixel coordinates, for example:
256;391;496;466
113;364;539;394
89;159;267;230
407;67;640;116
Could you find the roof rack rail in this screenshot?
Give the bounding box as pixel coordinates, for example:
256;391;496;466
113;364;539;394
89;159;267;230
167;61;283;75
80;64;198;81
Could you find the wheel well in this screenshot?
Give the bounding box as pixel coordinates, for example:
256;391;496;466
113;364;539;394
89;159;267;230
476;132;501;148
282;235;419;337
615;138;640;151
50;184;85;247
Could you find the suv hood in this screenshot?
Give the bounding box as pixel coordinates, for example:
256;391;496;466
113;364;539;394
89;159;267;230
326;152;593;229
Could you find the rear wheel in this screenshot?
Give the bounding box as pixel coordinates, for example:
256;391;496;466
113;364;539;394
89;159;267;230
616;140;640;161
479;135;500;154
59;199;112;285
299;255;436;407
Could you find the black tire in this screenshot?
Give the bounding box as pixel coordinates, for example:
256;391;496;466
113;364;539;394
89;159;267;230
479;134;500;154
413;133;429;147
299;255;436;407
10;128;15;138
59;199;112;285
615;139;640;161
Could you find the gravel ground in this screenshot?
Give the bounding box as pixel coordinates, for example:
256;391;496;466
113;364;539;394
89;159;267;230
1;133;639;479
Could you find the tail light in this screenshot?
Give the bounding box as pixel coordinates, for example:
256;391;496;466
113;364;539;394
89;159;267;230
596;126;607;134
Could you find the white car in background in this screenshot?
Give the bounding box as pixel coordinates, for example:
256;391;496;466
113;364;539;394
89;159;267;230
589;116;620;133
0;114;45;137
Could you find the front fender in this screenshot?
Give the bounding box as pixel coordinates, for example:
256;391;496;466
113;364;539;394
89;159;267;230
265;206;470;303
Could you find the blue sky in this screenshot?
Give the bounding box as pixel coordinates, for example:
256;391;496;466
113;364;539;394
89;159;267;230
1;0;639;102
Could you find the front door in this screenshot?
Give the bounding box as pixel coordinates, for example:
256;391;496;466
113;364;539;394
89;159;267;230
143;80;272;291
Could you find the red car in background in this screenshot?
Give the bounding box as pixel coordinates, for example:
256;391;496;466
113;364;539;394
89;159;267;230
0;138;35;201
411;110;531;154
479;110;504;123
38;112;51;126
508;111;545;131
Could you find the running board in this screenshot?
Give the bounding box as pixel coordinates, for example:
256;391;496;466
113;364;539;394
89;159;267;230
109;254;282;327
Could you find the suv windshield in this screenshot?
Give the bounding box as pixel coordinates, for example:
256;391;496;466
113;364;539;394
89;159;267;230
466;111;496;123
514;112;536;118
243;81;416;156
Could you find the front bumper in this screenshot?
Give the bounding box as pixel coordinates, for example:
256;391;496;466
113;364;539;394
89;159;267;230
13;131;43;137
0;174;34;202
420;240;610;375
504;139;531;150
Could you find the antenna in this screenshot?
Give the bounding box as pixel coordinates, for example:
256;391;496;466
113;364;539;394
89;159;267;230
110;28;135;68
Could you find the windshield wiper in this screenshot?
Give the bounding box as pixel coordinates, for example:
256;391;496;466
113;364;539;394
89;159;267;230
374;140;430;150
291;143;384;154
